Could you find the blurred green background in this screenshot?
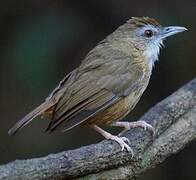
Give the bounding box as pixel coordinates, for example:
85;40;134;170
0;0;195;179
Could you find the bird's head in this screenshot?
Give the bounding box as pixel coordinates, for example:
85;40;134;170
111;17;187;67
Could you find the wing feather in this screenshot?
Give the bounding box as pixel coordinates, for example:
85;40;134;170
47;89;118;132
47;47;146;132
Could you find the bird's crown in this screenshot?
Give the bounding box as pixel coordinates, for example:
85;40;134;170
127;17;161;28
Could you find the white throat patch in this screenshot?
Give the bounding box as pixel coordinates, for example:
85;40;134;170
143;40;163;69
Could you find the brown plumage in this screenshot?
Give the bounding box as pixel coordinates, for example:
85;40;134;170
9;44;150;135
8;17;187;153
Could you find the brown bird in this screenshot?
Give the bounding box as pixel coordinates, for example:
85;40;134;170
8;17;187;154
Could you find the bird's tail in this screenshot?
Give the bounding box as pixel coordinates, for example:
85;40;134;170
8;101;54;136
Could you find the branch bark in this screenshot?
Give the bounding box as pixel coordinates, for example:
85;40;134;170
0;79;196;180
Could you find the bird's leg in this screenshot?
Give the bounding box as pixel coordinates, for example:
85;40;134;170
112;121;155;136
91;124;134;156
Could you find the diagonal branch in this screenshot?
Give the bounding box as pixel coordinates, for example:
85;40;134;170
0;79;196;180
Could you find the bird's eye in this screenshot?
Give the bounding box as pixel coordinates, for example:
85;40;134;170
144;29;153;37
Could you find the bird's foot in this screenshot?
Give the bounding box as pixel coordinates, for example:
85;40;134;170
113;120;155;136
107;134;134;156
91;124;134;156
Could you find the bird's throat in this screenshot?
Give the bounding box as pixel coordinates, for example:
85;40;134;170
143;44;160;69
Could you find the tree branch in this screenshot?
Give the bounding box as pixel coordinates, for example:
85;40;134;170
0;79;196;180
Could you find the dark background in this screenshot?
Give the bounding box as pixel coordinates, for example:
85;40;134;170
0;0;195;179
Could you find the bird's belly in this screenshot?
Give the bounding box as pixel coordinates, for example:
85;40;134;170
88;93;140;126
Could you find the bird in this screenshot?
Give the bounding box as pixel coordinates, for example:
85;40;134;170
8;17;187;155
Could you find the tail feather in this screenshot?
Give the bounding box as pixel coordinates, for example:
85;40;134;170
8;101;54;136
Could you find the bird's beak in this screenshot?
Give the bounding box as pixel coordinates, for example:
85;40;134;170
161;26;187;39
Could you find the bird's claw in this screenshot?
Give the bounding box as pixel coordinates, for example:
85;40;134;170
116;120;155;136
109;135;134;157
120;136;130;144
136;120;155;136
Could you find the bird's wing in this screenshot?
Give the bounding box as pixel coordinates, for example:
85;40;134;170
47;53;144;132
